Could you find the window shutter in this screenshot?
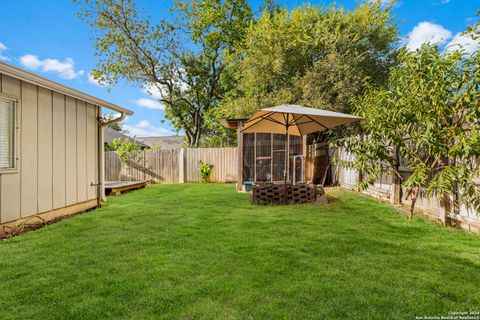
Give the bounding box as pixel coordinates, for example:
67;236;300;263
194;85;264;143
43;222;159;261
0;98;14;169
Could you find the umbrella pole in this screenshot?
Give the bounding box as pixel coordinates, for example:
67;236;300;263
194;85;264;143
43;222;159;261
284;128;288;204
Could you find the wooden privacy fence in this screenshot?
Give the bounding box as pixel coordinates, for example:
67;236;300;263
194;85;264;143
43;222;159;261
332;148;480;232
105;149;180;183
185;147;237;182
105;147;238;184
305;142;331;184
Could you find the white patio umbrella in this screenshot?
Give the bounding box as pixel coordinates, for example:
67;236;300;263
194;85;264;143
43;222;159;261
241;104;362;203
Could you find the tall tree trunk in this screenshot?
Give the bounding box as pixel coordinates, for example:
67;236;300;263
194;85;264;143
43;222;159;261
186;131;194;147
188;110;202;147
408;186;420;220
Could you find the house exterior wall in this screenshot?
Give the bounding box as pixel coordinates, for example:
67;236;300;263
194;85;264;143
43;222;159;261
0;73;99;224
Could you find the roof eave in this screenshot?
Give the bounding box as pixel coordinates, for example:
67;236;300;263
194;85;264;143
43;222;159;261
0;62;133;115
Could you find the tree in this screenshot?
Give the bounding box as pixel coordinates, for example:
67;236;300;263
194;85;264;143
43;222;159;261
107;138;143;165
221;1;398;119
344;44;480;219
465;9;480;40
75;0;252;146
258;0;281;17
200;107;238;147
101;113;126;133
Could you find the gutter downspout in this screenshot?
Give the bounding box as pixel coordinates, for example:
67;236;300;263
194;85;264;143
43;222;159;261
97;111;126;205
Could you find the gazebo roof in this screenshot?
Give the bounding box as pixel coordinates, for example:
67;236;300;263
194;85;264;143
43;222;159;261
219;118;248;130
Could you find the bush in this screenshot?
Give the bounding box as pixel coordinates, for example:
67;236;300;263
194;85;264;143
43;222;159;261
199;161;214;182
107;138;143;166
345;44;480;218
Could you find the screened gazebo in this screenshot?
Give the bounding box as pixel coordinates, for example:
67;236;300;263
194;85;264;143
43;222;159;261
221;106;361;200
220;119;306;192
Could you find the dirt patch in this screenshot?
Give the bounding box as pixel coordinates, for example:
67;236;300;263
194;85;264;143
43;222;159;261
0;208;96;240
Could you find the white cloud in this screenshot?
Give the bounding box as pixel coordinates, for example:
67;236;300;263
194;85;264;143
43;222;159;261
375;0;401;8
142;74;190;100
88;72;106;86
406;22;452;50
0;42;10;61
446;33;480;55
137;120;151;128
19;54;84;79
134;98;164;110
142;83;164;99
124;120;172;137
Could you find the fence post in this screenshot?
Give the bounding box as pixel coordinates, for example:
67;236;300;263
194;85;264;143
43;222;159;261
143;150;146;181
236;127;244;192
178;148;185;183
439;193;451;225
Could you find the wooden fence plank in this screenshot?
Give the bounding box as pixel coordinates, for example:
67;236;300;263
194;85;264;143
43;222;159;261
105;147;238;184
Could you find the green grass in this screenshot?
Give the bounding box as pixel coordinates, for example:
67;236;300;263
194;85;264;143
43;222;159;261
0;184;479;319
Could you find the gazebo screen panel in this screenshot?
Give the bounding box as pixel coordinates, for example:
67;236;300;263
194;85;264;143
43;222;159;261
255;133;272;181
272;151;285;181
273;134;285;151
242;133;303;183
273;134;286;181
255;133;271;157
289;135;303;181
289;135;303;155
243;133;255;181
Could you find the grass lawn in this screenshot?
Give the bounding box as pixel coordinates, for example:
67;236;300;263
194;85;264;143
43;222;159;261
0;184;479;319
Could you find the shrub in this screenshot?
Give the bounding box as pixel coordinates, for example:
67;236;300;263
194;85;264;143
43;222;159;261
199;161;214;182
107;138;143;166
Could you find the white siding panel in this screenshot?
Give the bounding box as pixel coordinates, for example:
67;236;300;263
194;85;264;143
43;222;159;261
76;100;87;203
20;82;38;217
37;87;53;213
65;96;77;205
52;92;66;209
86;103;97;200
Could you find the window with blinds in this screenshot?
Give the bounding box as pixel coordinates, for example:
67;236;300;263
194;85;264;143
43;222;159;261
0;97;15;170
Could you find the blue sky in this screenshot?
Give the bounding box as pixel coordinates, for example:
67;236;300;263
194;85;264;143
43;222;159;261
0;0;478;137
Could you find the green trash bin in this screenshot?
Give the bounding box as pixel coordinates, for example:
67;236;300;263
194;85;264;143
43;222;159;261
243;180;254;192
